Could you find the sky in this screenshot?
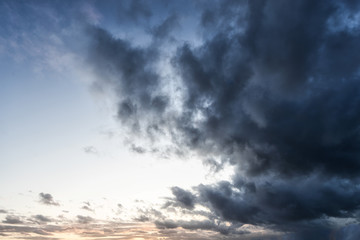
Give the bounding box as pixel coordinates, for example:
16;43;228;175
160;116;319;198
1;0;360;239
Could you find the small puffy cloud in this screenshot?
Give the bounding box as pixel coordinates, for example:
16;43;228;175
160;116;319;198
39;193;59;206
77;215;94;224
2;215;23;224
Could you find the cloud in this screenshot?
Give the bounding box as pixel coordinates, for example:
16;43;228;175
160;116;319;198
85;0;360;238
335;224;360;240
134;215;150;222
76;215;94;224
87;26;165;122
81;202;94;212
0;210;7;214
202;158;225;173
130;144;147;154
169;187;196;210
32;215;52;224
2;215;23;224
150;14;180;40
39;193;59;206
155;219;247;235
83;146;98;155
117;0;152;25
198;177;360;228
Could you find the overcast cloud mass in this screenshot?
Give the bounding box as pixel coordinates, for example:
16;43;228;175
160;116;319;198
1;0;360;239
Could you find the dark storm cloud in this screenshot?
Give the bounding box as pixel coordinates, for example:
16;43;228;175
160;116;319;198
197;177;360;227
86;0;360;238
170;0;360;178
39;193;59;206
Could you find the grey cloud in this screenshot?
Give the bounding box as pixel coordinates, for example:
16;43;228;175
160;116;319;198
202;158;225;173
2;215;23;224
83;146;98;155
81;206;93;212
77;215;94;224
81;202;94;212
32;215;52;224
335;224;360;240
0;225;55;236
196;177;360;235
134;215;150;222
150;14;180;40
0;210;7;214
167;0;360;179
130;144;147;154
39;193;59;206
134;207;164;223
117;0;152;25
87;26;167;124
155;219;247;235
170;187;196;210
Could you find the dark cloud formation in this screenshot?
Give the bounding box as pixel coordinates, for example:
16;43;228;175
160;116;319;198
198;177;360;232
39;193;59;206
86;0;360;238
